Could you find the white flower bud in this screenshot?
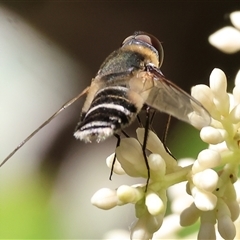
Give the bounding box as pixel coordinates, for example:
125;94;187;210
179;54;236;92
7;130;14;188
146;214;164;233
117;138;142;165
148;154;165;172
217;198;231;218
234;70;240;86
148;154;166;180
208;141;228;153
229;104;240;123
230;11;240;29
193;189;217;211
131;213;163;240
136;128;177;168
213;95;230;116
210;69;230;115
208;26;240;53
210;68;227;95
188;111;210;130
225;181;237;200
91;188;118;210
197;149;221;169
228;93;236;112
117;185;144;204
116;138;147;177
191;84;221;120
106;153;126;175
191;85;213;110
192;160;205;174
225;200;240;221
233;89;240;113
234;179;240;202
218;215;236;240
145;190;164;216
180;203;201;226
193;169;218;192
131;216;153;240
200;126;224;144
198;222;216;240
198;211;216;239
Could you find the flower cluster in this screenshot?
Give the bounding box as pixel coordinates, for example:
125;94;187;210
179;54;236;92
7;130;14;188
182;68;240;239
91;68;240;240
91;127;190;239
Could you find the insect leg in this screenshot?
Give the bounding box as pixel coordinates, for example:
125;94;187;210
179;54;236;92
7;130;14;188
0;86;89;167
137;115;143;128
162;115;176;159
142;107;151;191
149;110;156;129
138;109;156;131
121;130;129;138
109;134;121;180
109;130;130;180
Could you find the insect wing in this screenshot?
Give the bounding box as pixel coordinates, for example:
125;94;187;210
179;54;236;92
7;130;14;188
144;65;211;129
0;87;89;167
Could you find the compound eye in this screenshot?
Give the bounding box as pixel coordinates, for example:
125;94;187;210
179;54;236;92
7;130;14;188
122;35;134;46
122;32;164;67
135;32;164;67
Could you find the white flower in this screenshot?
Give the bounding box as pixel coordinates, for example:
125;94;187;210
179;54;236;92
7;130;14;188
185;68;240;239
208;11;240;53
92;129;191;239
92;68;240;240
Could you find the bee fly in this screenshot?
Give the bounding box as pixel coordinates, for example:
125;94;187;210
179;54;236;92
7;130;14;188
1;31;211;184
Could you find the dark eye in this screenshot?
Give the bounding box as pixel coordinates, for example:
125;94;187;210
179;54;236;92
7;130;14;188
122;31;164;67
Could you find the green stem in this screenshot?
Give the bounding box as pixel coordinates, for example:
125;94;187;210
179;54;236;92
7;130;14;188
164;165;192;187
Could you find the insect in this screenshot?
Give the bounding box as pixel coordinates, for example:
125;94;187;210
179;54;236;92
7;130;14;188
1;31;211;176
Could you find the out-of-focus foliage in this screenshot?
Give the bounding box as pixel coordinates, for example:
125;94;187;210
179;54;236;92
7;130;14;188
0;175;63;238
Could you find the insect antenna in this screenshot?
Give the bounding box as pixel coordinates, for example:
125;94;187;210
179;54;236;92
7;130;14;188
0;87;89;167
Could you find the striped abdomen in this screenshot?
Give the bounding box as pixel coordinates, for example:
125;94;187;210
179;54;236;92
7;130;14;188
74;86;139;143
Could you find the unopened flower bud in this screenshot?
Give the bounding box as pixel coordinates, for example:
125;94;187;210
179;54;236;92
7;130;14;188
91;188;118;210
230;11;240;30
198;211;216;239
116;138;147;177
208;27;240;53
233;84;240;105
191;85;214;113
218;215;236;240
197;149;221;169
106;153;125;175
180;203;201;226
200;126;224;144
229;104;240;123
145;190;164;216
130;215;153;240
193;169;218;192
193;189;217;211
117;185;144;204
225;199;240;221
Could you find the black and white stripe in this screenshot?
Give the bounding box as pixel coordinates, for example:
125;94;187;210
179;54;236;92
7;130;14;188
74;86;138;143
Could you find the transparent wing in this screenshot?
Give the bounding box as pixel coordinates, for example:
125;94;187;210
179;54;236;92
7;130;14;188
142;65;211;129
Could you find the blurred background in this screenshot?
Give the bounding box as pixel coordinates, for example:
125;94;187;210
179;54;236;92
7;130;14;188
0;1;239;239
